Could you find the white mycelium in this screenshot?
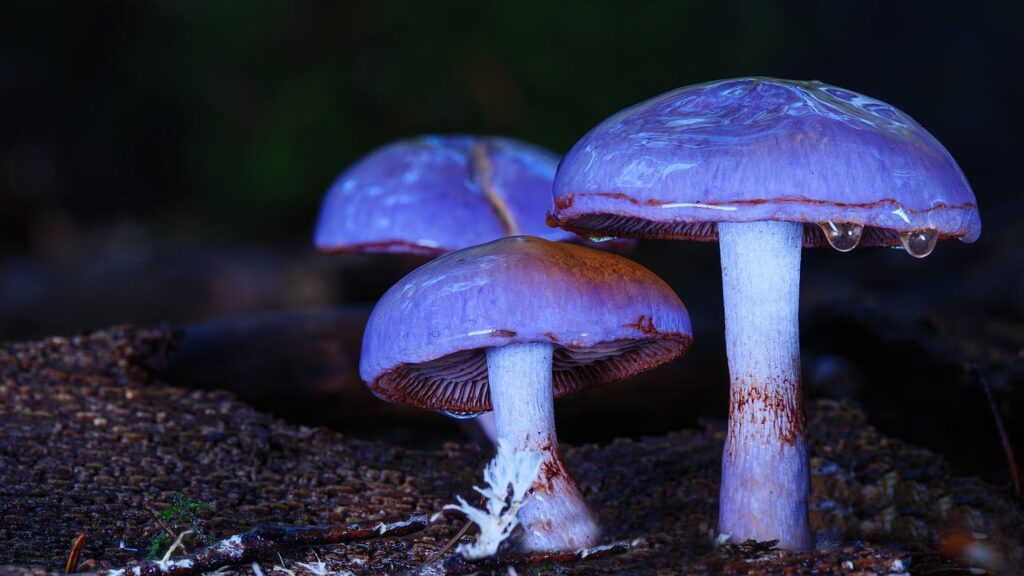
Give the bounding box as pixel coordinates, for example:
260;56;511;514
443;439;542;559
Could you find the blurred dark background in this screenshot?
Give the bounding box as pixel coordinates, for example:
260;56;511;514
1;2;1022;482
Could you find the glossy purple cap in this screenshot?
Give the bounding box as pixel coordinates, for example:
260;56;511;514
360;236;692;412
550;78;981;247
315;135;582;255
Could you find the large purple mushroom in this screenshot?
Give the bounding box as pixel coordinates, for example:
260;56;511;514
549;77;981;550
315;134;581;255
360;235;692;552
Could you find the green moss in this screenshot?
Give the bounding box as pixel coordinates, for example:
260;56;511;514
145;492;215;560
145;532;173;561
159;492;215;525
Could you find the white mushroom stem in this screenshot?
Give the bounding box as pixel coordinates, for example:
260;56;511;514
486;342;600;552
717;221;813;551
475;412;498;444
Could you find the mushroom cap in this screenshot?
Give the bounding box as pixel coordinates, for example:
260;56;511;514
550;78;981;247
360;236;692;412
315;134;581;255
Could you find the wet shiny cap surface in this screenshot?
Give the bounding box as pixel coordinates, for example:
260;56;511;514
360;236;692;412
551;78;980;247
315;134;579;255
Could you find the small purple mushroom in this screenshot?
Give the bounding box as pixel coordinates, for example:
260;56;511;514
360;236;692;551
549;78;981;550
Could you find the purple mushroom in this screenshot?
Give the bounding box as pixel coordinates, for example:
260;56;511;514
549;77;981;550
360;235;692;552
315;134;581;255
314;134;567;441
314;134;633;442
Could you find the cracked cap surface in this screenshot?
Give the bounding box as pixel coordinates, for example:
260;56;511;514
315;134;578;255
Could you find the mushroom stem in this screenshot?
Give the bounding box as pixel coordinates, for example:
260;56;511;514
475;412;498;445
486;342;600;552
717;221;813;551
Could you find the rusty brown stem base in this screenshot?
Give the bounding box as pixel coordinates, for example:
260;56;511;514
79;516;428;576
441;538;641;575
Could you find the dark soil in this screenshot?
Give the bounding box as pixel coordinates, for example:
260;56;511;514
1;325;1021;574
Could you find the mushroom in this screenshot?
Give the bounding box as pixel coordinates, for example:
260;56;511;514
314;134;632;442
315;134;583;255
359;235;692;551
548;77;981;550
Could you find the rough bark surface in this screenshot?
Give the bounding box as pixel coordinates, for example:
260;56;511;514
1;325;1021;574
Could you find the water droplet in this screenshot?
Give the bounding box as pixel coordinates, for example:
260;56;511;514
900;228;938;258
587;236;615;243
442;409;484;420
819;221;862;252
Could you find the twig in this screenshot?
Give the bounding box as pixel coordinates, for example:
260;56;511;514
972;364;1021;497
410;521;473;575
147;507;188;556
65;533;87;574
79;515;428;576
169;493;212;546
441;538;643;575
159;530;193;567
